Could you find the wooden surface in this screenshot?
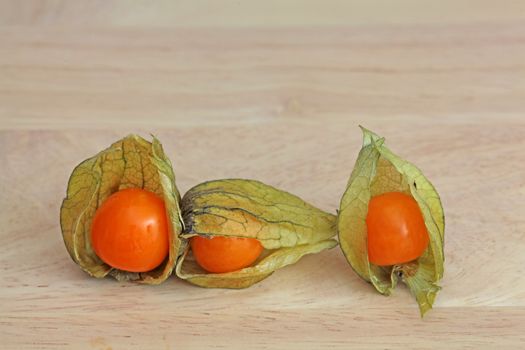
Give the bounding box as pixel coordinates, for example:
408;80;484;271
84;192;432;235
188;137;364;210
1;1;525;349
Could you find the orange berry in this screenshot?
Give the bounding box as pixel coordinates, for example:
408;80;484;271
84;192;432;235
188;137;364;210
91;188;169;272
190;235;263;273
366;192;429;266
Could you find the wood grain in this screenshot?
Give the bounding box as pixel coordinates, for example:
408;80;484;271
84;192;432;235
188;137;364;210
1;1;525;349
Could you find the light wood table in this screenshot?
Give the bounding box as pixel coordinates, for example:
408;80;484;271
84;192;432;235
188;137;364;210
1;1;524;349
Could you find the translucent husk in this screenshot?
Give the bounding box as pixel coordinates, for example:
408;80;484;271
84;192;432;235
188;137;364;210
176;179;338;288
60;135;184;284
337;127;445;316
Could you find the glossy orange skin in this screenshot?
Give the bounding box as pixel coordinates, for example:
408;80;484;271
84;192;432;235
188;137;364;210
366;192;429;266
190;236;264;273
91;188;169;272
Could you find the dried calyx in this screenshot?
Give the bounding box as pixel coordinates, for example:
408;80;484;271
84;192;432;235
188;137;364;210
60;135;183;284
175;179;338;288
337;127;445;316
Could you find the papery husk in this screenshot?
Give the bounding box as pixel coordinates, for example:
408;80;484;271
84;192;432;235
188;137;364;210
337;127;445;316
60;135;183;284
176;179;338;288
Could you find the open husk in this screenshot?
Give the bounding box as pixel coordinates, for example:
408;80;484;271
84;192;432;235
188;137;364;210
60;135;184;284
176;179;338;288
337;127;445;316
